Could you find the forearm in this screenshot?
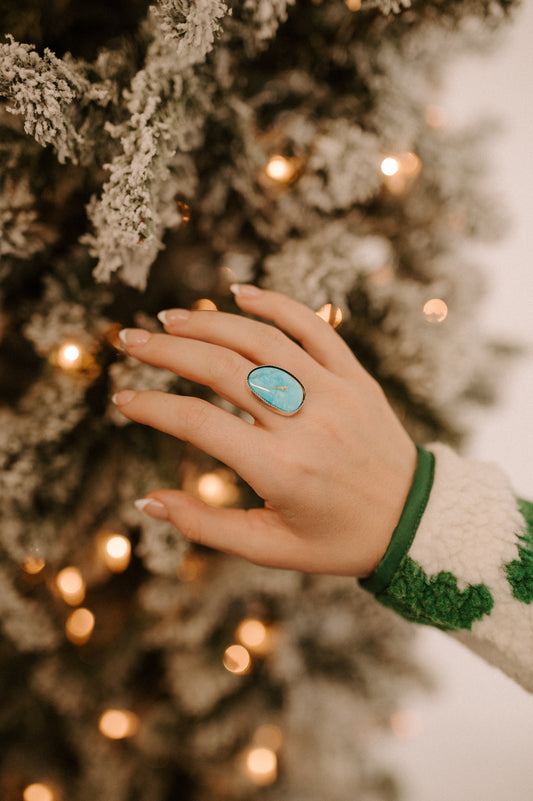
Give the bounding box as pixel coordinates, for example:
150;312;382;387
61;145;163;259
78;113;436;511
360;444;533;692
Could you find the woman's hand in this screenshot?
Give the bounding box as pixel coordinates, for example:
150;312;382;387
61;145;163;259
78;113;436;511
113;285;417;578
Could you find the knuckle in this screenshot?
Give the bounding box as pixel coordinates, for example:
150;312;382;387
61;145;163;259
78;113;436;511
206;349;242;382
182;400;212;435
263;325;287;351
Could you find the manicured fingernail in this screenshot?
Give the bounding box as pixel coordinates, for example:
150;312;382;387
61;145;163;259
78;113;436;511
119;328;152;346
134;498;169;520
230;283;262;298
112;389;137;405
157;309;191;325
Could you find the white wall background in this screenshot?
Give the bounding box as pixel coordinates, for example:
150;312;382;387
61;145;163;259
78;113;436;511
377;4;533;798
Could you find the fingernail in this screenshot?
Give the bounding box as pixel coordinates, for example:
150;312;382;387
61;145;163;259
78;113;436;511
112;389;137;405
230;283;262;298
134;498;169;520
119;328;152;346
157;309;191;325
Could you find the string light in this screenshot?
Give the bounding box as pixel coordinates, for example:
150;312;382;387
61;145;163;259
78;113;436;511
223;644;252;675
192;298;218;311
98;709;140;739
57;342;83;370
176;552;207;582
23;784;55;801
264;155;299;185
65;608;95;645
345;0;362;10
176;200;191;225
245;747;278;786
381;152;422;194
380;157;400;177
23;557;45;575
316;303;343;329
102;534;131;573
425;104;447;128
423;298;448;323
236;618;274;656
56;567;86;606
390;709;423;740
253;724;283;752
196;470;239;507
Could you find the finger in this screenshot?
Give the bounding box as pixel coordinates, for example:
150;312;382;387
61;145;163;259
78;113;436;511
231;285;365;379
135;490;306;570
119;329;272;424
113;389;270;488
157;307;317;383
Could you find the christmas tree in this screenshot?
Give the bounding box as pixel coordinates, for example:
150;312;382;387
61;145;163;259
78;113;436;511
0;1;517;799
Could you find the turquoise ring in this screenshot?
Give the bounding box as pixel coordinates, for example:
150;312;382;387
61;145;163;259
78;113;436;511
247;365;306;416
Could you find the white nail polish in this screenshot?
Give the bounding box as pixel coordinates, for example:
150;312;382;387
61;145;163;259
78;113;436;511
157;311;168;324
134;498;169;520
118;329;129;345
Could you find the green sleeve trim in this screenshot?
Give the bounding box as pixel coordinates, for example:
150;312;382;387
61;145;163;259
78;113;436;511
359;445;435;595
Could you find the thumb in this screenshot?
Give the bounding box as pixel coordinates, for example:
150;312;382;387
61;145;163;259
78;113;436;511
135;490;295;568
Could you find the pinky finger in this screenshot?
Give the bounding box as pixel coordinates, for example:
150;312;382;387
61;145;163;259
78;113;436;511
134;490;295;569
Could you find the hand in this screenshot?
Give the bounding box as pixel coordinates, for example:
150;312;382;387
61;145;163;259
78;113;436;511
113;285;417;578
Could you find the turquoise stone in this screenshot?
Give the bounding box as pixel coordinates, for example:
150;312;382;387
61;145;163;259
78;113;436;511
247;366;305;415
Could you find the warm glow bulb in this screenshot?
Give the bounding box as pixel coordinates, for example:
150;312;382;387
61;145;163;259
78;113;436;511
265;155;297;184
23;784;54;801
380;157;400;176
23;557;45;575
236;618;272;655
192;298;218;311
223;644;252;675
316;303;343;329
253;724;283;752
196;471;238;506
104;535;131;572
245;747;278;786
425;104;447;128
390;709;423;740
57;342;83;369
99;709;139;739
423;298;448;323
344;0;362;9
65;608;95;645
56;566;86;605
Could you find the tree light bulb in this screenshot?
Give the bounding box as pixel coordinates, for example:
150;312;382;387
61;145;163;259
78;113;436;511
57;342;83;369
316;303;343;329
103;534;132;572
223;644;252;675
344;0;362;9
196;470;239;506
23;556;45;575
265;155;298;184
380;157;400;177
23;784;54;801
56;566;86;605
65;607;95;645
236;618;274;655
423;298;448;323
390;708;423;740
99;709;139;739
245;747;278;785
192;298;218;311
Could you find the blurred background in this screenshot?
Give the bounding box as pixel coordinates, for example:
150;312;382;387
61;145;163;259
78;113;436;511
379;2;533;797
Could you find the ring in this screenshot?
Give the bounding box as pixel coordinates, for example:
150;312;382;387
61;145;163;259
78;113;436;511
247;365;306;416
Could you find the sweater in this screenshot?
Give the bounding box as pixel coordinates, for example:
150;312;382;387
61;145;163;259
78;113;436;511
360;444;533;692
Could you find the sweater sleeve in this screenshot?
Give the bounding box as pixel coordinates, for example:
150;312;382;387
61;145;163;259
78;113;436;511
360;444;533;692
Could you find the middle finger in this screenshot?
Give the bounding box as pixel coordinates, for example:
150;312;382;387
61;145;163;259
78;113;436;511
119;329;281;424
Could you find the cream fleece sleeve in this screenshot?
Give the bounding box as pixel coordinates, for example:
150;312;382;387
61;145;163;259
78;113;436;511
360;444;533;692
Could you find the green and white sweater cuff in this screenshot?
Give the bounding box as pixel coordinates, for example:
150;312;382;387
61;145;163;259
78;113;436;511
361;444;533;692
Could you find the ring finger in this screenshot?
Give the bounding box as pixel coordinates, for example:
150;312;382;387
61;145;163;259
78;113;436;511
119;329;291;425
